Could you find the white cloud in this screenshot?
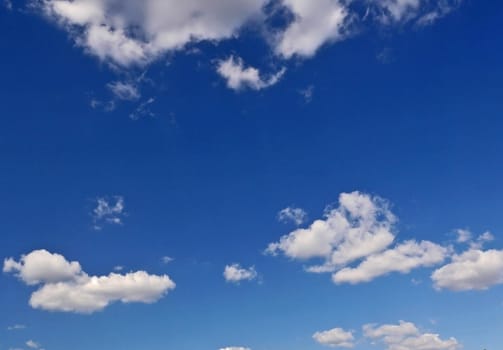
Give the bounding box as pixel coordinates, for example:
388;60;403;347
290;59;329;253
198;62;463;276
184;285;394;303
92;196;126;230
219;347;251;350
363;321;460;350
21;0;460;83
26;340;41;349
274;0;350;58
455;229;471;243
4;250;176;313
432;248;503;291
333;240;449;284
7;324;26;331
223;264;258;283
217;56;285;91
267;192;396;265
40;0;269;66
278;207;307;226
313;327;354;348
370;0;462;25
107;81;140;101
3;249;82;286
267;192;455;285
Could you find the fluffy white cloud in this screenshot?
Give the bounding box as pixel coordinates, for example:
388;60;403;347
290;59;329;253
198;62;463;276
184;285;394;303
3;249;82;286
363;321;460;350
217;56;285;90
278;207;307;226
219;348;250;350
40;0;269;66
92;196;126;230
333;240;449;284
432;248;503;291
267;192;454;285
4;250;175;313
313;327;354;348
275;0;349;58
32;0;460;70
267;192;396;265
224;264;258;283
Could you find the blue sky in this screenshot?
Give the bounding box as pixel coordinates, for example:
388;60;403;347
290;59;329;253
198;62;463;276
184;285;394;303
1;1;503;350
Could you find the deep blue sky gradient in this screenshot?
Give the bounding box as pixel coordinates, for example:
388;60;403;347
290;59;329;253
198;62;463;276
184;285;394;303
1;1;503;349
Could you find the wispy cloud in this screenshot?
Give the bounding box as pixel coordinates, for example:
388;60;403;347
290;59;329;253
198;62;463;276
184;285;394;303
217;56;285;91
107;81;140;101
277;207;307;226
92;196;126;230
7;324;26;331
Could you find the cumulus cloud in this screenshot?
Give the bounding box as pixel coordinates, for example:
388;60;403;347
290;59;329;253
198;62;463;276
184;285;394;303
333;240;449;284
39;0;269;66
313;327;354;348
219;348;251;350
92;196;126;230
432;248;503;291
223;264;258;283
278;207;307;226
267;192;396;265
363;321;460;350
3;250;176;313
17;0;462;96
275;0;350;58
217;56;285;91
3;249;82;286
267;192;453;285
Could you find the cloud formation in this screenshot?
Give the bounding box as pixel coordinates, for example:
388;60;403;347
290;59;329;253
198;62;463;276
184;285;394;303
363;320;460;350
267;192;450;285
107;81;141;101
224;264;258;283
333;240;448;284
92;196;126;230
216;56;285;91
432;248;503;291
32;0;461;72
313;327;354;348
267;191;396;265
278;207;307;226
39;0;268;66
3;249;176;313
